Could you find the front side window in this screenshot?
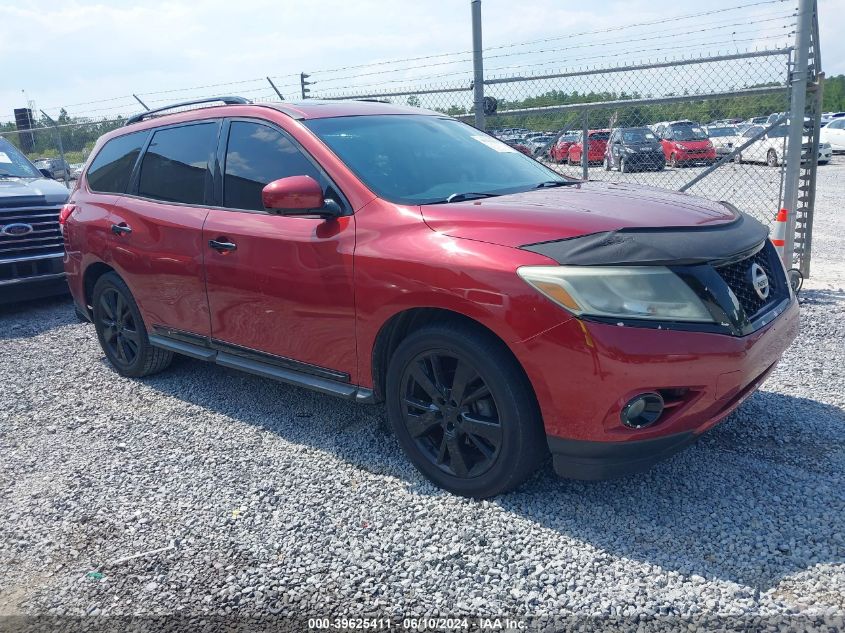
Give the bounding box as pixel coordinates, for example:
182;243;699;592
0;138;41;179
138;123;217;205
223;121;325;211
305;115;568;205
87;130;148;194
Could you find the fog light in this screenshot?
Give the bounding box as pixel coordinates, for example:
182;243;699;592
621;392;665;429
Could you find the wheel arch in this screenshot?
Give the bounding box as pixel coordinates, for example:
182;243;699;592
82;261;117;316
369;307;539;412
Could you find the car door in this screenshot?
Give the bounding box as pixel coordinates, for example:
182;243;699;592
202;118;357;380
742;126;764;162
107;121;219;337
826;119;845;149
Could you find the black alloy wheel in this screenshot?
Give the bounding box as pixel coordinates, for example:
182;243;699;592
92;272;173;377
386;322;546;498
98;287;140;367
400;350;502;478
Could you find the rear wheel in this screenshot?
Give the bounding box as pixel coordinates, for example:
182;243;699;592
92;273;173;377
386;322;546;498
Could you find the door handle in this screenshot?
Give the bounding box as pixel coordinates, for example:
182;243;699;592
111;223;132;236
209;238;237;253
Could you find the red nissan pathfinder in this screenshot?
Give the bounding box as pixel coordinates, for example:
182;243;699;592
62;98;799;498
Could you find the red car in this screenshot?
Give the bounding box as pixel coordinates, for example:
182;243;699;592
504;138;532;156
654;121;717;167
63;97;798;498
567;130;611;165
549;132;578;163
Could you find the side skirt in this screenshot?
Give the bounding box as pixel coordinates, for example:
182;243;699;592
148;331;374;404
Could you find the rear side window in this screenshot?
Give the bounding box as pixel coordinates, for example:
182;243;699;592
223;121;324;211
138;123;217;205
86;131;147;193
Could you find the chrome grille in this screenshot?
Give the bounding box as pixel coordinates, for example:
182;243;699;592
0;205;64;260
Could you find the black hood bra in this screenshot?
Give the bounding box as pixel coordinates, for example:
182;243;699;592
521;208;769;266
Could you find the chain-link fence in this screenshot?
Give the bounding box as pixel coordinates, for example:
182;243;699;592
312;49;794;232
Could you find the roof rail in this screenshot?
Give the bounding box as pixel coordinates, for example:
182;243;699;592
125;96;251;125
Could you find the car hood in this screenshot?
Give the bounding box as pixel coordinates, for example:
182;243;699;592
419;181;739;248
0;177;69;206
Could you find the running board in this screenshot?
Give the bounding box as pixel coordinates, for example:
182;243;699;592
148;334;374;403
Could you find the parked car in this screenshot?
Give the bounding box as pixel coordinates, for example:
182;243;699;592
33;157;70;180
603;127;665;172
0;137;69;303
820;118;845;152
821;111;845;125
64;97;799;498
735;124;832;166
745;116;769;126
527;135;556;157
567;129;610;166
504;138;533;156
70;163;85;179
548;133;579;163
653;121;716;167
705;125;743;156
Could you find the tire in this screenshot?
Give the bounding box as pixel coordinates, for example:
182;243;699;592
767;149;779;167
734;153;743;164
620;157;629;173
604;156;612;171
669;153;679;168
92;272;173;378
385;322;546;498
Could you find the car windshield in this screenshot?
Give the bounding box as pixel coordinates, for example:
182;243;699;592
708;127;738;137
621;129;656;143
671;125;707;141
769;125;788;138
589;132;610;140
305;115;568;204
0;138;42;178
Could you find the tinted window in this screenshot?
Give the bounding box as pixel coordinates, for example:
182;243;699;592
87;131;148;193
138;123;216;204
223;121;324;211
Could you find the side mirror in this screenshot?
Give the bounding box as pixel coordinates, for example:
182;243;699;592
38;168;52;179
261;175;337;217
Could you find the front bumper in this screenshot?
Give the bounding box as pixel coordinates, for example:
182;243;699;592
514;297;799;479
0;254;68;304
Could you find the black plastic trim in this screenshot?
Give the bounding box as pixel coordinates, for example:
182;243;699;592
125;96;250;125
547;432;698;480
148;327;374;402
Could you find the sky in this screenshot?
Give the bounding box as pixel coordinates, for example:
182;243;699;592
1;0;843;123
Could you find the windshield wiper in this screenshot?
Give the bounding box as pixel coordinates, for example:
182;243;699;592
535;180;577;188
443;192;501;203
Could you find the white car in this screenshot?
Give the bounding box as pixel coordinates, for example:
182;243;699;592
735;125;832;166
705;126;742;156
820;119;845;152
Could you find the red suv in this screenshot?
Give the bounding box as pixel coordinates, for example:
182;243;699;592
63;97;798;498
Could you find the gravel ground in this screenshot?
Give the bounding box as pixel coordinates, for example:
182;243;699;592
1;162;844;632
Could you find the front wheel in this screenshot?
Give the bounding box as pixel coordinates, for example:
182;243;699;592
620;157;630;173
386;322;546;498
604;156;612;171
669;153;679;168
767;149;779;167
92;272;173;377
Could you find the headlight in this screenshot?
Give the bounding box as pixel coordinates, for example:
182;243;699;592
517;266;715;322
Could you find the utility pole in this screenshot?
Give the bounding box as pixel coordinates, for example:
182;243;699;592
40;110;69;189
300;73;312;99
471;0;485;130
266;77;285;101
781;0;813;270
